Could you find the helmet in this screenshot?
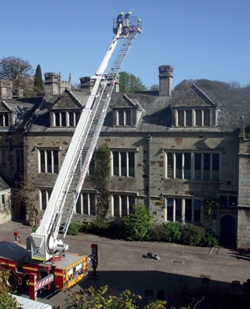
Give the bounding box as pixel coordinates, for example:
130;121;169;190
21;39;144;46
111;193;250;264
120;12;124;15
127;11;132;15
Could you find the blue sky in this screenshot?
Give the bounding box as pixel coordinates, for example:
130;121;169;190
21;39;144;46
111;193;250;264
1;0;250;89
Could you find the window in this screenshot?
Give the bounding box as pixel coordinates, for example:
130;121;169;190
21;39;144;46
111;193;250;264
53;111;80;127
176;109;211;127
116;110;132;126
219;195;237;207
39;189;52;210
166;152;220;181
0;114;9;127
112;151;135;177
112;195;135;217
164;197;201;224
38;149;59;173
0;195;5;211
76;192;96;215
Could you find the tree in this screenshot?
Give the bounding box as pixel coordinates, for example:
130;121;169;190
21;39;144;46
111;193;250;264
0;270;21;309
174;79;231;91
12;177;40;227
91;145;111;220
34;64;44;94
119;71;147;92
0;56;32;90
65;285;142;309
122;204;154;240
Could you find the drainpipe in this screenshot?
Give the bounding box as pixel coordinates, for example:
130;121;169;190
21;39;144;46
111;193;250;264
147;134;152;210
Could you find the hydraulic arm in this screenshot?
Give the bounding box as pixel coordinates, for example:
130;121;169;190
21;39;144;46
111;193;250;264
30;15;142;261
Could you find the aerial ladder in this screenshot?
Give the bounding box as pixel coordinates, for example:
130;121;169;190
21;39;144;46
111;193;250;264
0;14;142;300
30;14;142;262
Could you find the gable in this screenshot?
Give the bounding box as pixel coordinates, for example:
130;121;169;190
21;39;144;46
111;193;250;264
171;84;217;108
50;91;83;110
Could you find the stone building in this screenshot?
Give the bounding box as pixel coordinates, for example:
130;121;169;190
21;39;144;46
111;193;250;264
1;65;250;249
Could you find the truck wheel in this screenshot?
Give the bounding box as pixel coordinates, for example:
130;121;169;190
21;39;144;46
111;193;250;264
7;273;18;291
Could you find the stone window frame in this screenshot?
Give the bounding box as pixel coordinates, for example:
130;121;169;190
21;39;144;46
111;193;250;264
110;194;136;217
76;191;96;215
165;151;220;181
113;108;133;127
0;113;9;127
111;148;138;177
36;147;61;174
39;188;52;210
163;196;201;224
51;110;81;127
175;108;213;127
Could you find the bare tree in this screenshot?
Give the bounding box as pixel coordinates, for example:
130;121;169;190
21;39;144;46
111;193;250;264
12;177;40;227
0;56;33;92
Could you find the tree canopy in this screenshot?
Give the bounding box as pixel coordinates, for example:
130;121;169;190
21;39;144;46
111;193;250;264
0;56;35;96
34;64;44;94
119;71;147;92
174;78;246;91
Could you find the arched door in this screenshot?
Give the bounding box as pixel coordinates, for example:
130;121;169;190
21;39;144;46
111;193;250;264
220;215;236;247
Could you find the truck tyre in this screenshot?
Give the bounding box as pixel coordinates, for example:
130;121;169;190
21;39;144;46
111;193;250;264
7;272;18;291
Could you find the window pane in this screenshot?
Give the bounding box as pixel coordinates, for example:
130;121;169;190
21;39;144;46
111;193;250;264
40;150;45;173
83;194;88;214
186;110;192;126
114;195;119;217
69;112;74;126
128;152;135;177
203;153;210;180
121;152;127;176
178;110;184;126
118;111;124;125
176;153;182;179
185;199;192;223
167;153;173;178
204;110;210;126
55;113;60;126
184;153;191;179
90;194;96;215
54;150;59;173
121;196;128;216
113;152;119;175
194;153;201;179
194;199;201;222
126;110;131;125
47;151;52;173
176;199;182;222
61;112;66;126
167;198;173;221
196;110;202;126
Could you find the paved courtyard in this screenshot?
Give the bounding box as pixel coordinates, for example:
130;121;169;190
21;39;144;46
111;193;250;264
0;221;250;308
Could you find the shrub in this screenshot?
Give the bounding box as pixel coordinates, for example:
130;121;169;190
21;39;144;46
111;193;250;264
164;222;183;243
147;224;166;241
181;224;207;246
122;204;154;241
67;221;84;235
201;231;219;247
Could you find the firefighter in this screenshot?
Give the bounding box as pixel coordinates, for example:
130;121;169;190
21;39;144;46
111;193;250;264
123;11;132;34
116;12;124;32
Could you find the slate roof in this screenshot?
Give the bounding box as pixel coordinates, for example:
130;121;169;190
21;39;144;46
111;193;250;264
0;97;43;132
5;86;249;135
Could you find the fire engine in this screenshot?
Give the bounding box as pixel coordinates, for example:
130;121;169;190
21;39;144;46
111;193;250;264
0;14;142;300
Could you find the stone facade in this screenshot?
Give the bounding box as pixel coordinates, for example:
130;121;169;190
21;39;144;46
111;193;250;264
1;66;250;248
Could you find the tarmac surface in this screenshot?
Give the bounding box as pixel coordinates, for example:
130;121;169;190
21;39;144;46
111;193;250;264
0;221;250;308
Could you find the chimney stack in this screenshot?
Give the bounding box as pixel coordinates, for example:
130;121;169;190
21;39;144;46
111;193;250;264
158;65;173;96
